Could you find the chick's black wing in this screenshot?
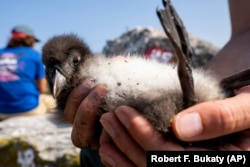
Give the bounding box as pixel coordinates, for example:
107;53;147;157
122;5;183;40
157;0;196;108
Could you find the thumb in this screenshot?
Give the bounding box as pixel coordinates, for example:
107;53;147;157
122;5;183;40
172;86;250;142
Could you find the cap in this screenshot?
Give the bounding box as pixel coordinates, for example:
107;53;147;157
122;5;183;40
11;25;40;42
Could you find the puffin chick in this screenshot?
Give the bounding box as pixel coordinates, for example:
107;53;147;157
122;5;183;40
42;34;225;133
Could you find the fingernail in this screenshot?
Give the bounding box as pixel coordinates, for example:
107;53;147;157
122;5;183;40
77;79;95;95
100;119;115;138
83;78;95;89
100;154;116;167
89;85;107;108
234;85;250;95
115;107;131;129
176;112;203;139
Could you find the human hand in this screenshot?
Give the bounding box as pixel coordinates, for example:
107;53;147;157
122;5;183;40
99;86;250;167
63;78;108;149
64;78;250;166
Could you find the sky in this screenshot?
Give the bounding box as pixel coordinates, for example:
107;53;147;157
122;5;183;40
1;0;230;53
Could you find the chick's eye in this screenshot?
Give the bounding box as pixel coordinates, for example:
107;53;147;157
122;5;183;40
72;56;80;66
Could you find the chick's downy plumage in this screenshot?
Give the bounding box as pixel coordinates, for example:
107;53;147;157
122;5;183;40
42;34;225;133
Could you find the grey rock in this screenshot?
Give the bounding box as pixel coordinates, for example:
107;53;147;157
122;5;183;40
103;27;219;67
0;115;79;166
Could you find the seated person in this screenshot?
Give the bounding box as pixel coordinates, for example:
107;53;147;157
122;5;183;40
0;25;55;120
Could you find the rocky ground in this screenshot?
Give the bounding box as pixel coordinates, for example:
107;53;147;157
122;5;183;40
0;115;80;167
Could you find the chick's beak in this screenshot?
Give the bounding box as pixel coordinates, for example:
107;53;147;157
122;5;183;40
53;69;66;99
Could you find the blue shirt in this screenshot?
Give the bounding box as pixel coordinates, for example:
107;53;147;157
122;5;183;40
0;46;45;113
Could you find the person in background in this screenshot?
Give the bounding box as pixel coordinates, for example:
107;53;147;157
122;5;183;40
0;25;55;120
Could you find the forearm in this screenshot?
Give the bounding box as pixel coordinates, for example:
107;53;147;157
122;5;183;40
206;0;250;80
229;0;250;37
37;78;47;93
